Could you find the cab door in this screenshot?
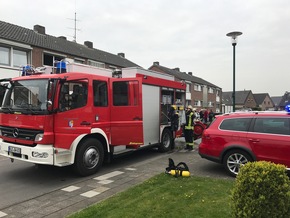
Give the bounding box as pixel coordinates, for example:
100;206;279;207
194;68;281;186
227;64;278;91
53;79;90;150
110;78;143;147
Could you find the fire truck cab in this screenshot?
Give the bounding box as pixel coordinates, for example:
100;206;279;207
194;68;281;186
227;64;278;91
0;63;185;176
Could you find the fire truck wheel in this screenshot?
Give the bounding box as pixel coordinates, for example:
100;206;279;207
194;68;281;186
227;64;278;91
74;138;104;176
158;128;173;152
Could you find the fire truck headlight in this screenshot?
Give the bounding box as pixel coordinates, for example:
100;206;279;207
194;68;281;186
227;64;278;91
32;151;48;158
35;133;44;142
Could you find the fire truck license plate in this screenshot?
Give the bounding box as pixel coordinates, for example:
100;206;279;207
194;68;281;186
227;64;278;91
9;146;21;154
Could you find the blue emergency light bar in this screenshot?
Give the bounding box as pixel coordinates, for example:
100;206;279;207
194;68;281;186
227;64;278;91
285;104;290;113
21;65;34;76
55;61;67;74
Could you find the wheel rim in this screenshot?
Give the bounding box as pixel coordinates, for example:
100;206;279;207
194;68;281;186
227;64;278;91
227;153;248;175
163;133;170;149
194;125;204;136
83;147;99;169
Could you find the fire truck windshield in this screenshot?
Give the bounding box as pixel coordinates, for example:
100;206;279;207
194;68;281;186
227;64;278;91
1;79;49;115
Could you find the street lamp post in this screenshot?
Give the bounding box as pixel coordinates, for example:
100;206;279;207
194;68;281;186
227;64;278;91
226;31;242;112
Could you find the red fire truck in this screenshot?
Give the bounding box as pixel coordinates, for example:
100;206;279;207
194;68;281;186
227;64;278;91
0;63;186;176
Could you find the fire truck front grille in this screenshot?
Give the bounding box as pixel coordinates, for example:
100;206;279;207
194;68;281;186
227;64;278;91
0;126;43;141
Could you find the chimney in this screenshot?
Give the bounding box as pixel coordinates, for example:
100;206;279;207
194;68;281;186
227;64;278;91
188;72;193;76
34;25;45;34
84;41;93;48
173;67;180;72
118;53;125;58
153;61;159;65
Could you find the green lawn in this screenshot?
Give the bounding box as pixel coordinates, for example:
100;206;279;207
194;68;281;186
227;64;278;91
67;174;234;218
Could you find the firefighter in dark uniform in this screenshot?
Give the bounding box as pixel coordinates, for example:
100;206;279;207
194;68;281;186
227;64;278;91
184;105;195;150
168;105;179;149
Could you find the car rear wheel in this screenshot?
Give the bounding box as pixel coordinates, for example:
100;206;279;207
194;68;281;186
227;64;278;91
223;149;253;177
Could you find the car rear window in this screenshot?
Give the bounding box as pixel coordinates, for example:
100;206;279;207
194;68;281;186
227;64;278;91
220;118;252;132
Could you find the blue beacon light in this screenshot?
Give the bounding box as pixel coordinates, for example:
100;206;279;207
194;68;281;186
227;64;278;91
285;104;290;113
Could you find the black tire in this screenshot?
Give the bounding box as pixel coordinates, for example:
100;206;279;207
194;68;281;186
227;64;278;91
158;128;173;152
73;138;104;176
223;149;253;177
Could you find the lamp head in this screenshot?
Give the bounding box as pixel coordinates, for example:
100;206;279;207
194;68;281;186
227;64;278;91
226;31;243;46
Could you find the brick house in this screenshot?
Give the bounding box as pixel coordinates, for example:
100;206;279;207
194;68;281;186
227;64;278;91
0;20;139;79
149;62;222;113
222;90;257;112
253;93;274;111
277;91;290;110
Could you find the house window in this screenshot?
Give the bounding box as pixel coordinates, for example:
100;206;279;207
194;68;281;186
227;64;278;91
13;49;28;67
43;53;64;66
0;46;29;67
194;100;201;107
208;102;214;107
108;65;117;70
208;87;214;93
88;60;105;68
194;84;202;91
0;46;10;66
74;59;85;64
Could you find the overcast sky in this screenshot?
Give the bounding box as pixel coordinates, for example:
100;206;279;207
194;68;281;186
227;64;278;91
1;0;289;96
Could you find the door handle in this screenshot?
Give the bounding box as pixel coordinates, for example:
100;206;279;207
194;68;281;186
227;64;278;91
133;116;142;121
249;139;260;143
80;121;91;125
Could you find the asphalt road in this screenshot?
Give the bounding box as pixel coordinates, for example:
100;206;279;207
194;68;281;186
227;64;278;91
0;138;232;211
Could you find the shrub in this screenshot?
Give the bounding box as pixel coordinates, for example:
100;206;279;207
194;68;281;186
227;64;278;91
231;161;290;218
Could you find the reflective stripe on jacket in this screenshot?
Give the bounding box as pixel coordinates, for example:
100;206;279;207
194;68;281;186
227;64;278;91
185;112;194;130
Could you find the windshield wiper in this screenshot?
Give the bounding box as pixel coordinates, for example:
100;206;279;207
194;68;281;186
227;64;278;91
13;104;42;115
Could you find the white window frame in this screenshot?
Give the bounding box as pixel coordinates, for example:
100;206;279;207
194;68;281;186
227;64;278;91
13;49;28;67
194;84;202;91
0;46;10;66
194;100;201;107
43;51;66;67
208;87;214;94
88;60;105;68
0;40;32;69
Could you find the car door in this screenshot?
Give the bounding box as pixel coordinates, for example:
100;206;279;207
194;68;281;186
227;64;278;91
248;117;290;167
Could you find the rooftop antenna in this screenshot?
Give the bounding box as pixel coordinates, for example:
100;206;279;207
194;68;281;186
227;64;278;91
68;0;80;42
68;12;80;42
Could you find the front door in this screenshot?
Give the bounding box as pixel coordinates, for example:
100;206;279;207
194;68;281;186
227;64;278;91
54;79;90;149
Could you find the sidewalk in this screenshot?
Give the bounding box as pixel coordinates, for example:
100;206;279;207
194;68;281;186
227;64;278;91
0;139;198;218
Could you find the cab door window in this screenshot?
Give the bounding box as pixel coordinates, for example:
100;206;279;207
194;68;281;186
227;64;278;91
59;81;88;111
93;80;108;107
112;81;139;106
